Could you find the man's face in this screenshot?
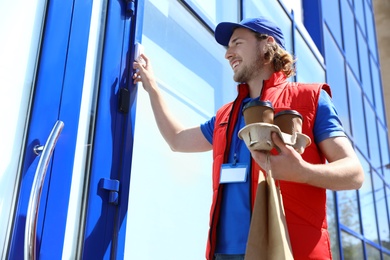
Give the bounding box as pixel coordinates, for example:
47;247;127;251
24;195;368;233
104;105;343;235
225;28;265;83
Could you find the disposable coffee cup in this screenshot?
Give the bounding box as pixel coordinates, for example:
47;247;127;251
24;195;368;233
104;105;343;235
274;110;303;134
242;100;274;125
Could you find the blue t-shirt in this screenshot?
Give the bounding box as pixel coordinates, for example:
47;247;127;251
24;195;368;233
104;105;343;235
200;90;345;254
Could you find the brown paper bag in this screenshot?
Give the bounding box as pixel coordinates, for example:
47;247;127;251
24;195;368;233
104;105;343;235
245;169;294;260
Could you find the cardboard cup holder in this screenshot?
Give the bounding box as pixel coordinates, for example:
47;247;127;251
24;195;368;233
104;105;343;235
239;105;311;153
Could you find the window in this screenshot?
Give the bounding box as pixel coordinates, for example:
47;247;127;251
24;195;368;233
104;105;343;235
322;0;342;48
180;0;238;28
341;0;360;78
358;29;373;102
359;154;379;242
324;26;351;136
341;231;364;259
338;189;361;234
370;56;385;124
295;30;325;83
365;98;381;168
348;68;368;155
373;172;390;249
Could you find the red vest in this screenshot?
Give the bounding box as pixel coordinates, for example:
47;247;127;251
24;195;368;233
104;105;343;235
206;72;333;260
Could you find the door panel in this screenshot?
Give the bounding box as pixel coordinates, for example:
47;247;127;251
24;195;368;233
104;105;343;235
7;0;141;258
8;0;93;258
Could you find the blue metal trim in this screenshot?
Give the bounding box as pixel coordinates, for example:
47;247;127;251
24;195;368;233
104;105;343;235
334;190;344;259
302;0;324;54
115;0;145;258
81;1;127;258
100;178;120;205
82;0;143;259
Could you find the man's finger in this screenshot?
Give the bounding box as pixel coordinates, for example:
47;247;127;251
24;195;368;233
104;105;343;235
271;132;285;151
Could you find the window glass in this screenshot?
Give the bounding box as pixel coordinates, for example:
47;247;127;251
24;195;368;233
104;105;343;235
327;190;341;258
125;0;235;258
280;0;303;22
378;124;390;182
366;243;381;260
295;30;325;83
358;153;378;242
322;0;342;47
384;164;390;185
341;231;364;259
370;56;385;124
0;0;47;251
243;0;293;53
354;0;366;36
341;0;360;78
364;98;380;168
302;0;325;54
348;68;367;155
338;189;360;233
373;172;390;249
181;0;238;27
357;29;373;102
364;0;377;61
324;26;351;135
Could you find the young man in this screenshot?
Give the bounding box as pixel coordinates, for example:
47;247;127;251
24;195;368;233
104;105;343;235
133;17;364;260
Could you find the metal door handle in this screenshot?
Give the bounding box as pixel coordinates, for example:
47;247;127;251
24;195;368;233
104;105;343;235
24;120;64;260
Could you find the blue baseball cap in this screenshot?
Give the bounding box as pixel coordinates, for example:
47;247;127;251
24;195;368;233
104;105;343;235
215;17;286;49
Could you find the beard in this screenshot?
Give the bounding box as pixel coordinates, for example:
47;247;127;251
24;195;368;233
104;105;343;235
233;46;265;83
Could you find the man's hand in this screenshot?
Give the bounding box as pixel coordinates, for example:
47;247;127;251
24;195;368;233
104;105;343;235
133;54;158;94
250;132;309;184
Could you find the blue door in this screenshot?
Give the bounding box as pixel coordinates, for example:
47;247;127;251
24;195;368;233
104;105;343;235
7;0;143;258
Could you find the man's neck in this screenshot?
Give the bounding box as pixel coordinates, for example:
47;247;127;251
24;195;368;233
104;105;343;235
246;70;275;98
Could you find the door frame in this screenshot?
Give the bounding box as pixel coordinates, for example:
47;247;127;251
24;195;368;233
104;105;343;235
81;0;144;258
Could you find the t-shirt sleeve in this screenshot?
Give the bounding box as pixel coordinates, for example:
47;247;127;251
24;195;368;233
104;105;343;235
313;89;346;144
200;116;215;144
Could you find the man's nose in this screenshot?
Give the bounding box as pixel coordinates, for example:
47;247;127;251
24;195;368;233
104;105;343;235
225;47;233;60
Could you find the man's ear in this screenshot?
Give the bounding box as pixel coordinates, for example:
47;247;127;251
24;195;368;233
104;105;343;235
267;36;276;45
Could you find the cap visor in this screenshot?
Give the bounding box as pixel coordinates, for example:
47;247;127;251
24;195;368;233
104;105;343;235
215;22;241;46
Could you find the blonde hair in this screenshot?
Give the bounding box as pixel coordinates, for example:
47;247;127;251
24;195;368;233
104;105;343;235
255;33;296;78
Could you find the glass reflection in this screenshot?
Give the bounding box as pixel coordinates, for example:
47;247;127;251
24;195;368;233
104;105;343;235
358;152;379;242
321;0;342;47
384;252;390;260
327;189;340;258
341;231;364;259
323;26;351;136
361;179;378;241
371;56;385;124
338;189;360;233
348;68;368;155
365;243;381;260
365;98;380;169
365;0;377;61
295;30;325;83
341;0;359;77
373;172;390;249
357;30;373;103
